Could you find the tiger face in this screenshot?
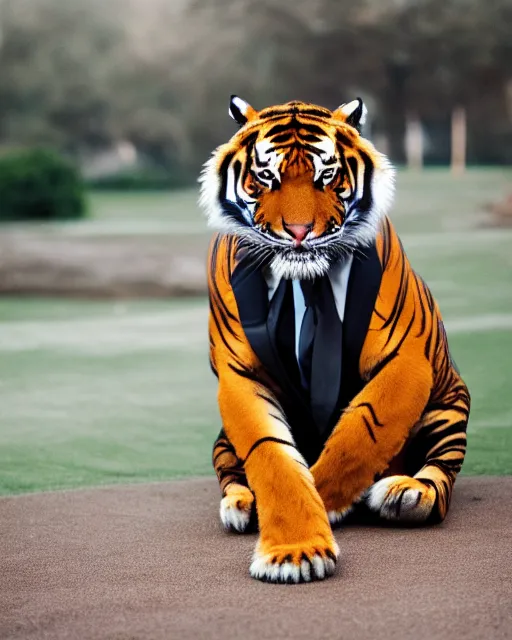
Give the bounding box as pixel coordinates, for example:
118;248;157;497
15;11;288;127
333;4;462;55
200;96;395;279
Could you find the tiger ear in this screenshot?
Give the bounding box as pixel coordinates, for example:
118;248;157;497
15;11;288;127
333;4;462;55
229;95;258;126
333;98;367;132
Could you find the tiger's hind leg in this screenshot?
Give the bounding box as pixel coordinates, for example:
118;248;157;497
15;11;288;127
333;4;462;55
367;395;469;523
213;429;255;533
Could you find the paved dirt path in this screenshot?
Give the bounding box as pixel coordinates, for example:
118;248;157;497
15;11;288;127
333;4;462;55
1;477;511;640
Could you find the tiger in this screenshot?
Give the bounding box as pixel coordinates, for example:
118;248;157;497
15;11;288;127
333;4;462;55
199;95;470;584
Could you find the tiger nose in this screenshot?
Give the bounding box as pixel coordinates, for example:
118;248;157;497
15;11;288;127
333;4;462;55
282;222;313;242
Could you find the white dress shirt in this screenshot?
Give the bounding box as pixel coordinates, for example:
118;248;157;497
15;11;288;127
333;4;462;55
264;255;354;367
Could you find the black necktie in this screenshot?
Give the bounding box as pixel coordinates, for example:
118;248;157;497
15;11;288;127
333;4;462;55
270;274;343;439
299;277;343;437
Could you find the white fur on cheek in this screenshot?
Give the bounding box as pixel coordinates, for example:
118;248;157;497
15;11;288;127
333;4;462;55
198;152;228;231
198;148;256;234
341;146;395;250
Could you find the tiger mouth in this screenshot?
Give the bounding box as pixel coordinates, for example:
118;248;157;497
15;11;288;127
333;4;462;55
250;224;342;254
230;211;360;278
245;224;353;279
269;248;332;279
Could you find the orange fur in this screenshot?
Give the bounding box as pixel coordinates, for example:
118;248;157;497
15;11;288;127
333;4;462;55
257;167;343;237
311;219;468;518
205;99;470;582
209;236;338;570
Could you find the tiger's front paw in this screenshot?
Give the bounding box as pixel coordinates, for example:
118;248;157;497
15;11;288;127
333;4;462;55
220;484;255;533
250;538;339;584
366;475;436;522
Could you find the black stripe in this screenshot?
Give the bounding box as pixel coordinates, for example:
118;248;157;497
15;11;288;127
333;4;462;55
427;403;470;419
369;310;416;379
414;273;427;338
384;264;410;347
355;402;383;426
255;391;284;414
209;236;238;322
423;421;467;442
270;132;293;144
381;218;393;269
363;415;377;443
269;412;292;429
395;488;407;518
219;152;235;201
424;326;433;360
243;437;296;464
238;130;258;148
357;152;374;213
232;159;247;211
336;131;355;147
300;142;332;157
369;349;399;379
300;133;323;143
266;122;295;138
298;107;332;118
210;302;240;360
259;106;331;120
419;417;450;435
297;122;331;137
382;249;407;331
227;361;261;384
213;448;234;466
347;156;359;194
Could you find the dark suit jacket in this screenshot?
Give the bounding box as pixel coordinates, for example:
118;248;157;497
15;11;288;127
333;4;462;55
231;242;383;466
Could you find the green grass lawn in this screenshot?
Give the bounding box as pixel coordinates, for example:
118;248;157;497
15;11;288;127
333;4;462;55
0;168;511;495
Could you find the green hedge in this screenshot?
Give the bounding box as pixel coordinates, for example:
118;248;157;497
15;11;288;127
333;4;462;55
0;149;87;222
86;166;195;191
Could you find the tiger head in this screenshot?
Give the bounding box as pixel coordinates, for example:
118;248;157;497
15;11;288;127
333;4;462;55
200;96;395;279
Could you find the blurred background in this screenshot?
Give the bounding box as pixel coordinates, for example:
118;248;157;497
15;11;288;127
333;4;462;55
0;0;511;495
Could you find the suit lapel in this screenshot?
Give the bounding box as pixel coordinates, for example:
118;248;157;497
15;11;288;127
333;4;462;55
309;241;382;441
231;250;302;403
337;241;383;412
231;250;281;381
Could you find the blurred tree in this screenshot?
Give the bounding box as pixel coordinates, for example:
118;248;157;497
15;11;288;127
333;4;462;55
0;0;510;181
0;0;127;153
